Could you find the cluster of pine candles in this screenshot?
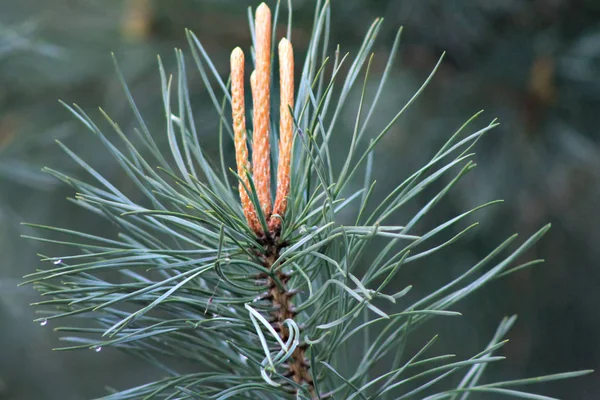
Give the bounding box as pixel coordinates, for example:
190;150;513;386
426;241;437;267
230;3;312;391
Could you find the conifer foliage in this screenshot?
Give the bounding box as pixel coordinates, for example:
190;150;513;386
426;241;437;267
24;1;591;399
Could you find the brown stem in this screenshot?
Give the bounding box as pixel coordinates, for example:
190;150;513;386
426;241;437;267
261;241;314;396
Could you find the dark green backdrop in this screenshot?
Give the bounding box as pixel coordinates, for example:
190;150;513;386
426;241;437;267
1;0;598;398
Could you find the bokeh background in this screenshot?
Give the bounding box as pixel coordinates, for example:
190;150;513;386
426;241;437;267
1;0;599;398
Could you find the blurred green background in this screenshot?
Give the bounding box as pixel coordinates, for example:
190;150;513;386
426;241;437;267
1;0;599;398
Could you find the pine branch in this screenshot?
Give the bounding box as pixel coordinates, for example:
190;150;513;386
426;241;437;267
22;1;592;399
